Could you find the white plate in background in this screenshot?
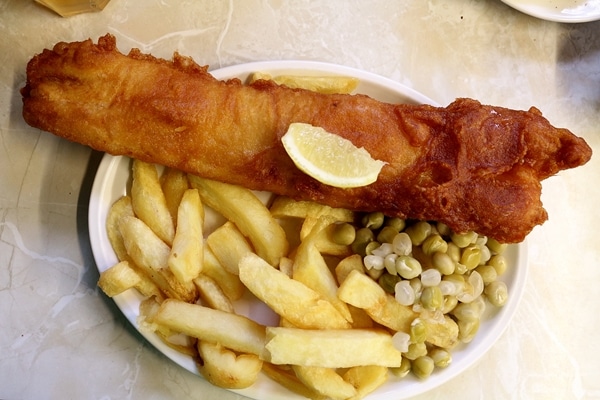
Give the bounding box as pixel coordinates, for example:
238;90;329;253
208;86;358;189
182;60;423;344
502;0;600;23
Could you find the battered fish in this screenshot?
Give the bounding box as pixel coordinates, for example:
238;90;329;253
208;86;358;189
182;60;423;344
21;34;592;243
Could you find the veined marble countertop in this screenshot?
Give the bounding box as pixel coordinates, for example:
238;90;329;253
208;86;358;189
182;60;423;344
1;1;599;399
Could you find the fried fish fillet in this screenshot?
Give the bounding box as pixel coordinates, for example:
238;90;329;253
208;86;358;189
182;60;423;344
21;34;592;243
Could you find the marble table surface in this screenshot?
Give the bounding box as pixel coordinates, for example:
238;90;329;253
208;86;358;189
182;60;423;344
1;1;599;399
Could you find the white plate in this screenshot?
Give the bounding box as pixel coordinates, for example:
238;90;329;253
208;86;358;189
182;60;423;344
89;60;528;400
502;0;600;22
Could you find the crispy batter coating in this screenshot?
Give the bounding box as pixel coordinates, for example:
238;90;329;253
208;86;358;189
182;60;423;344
21;34;592;243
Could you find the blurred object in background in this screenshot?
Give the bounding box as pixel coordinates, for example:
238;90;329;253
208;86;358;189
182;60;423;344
35;0;111;17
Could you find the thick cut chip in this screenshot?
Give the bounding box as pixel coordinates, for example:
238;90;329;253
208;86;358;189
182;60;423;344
99;260;162;300
292;240;352;323
343;365;389;400
189;176;288;266
261;363;328;400
106;195;134;262
248;72;359;94
202;247;245;301
161;167;191;226
299;216;329;241
296;217;353;257
311;222;353;256
265;327;403;368
35;0;111;17
98;260;141;297
337;269;417;333
119;216;196;302
168;188;204;283
120;215;170;271
269;196;355;222
278;256;294;278
153;299;267;357
337;269;386;310
346;304;375;329
131;160;175;245
138;297;197;356
206;221;253;275
335;254;366;284
292;365;357;400
198;341;262;389
424;315;460;349
281;123;387;189
193;273;234;313
238;253;350;330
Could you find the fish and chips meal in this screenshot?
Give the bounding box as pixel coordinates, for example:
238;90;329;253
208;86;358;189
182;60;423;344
21;35;592;399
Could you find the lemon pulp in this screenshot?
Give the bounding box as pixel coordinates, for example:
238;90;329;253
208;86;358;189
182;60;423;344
281;123;386;189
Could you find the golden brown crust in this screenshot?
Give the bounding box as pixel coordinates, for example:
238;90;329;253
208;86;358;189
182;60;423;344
21;34;592;243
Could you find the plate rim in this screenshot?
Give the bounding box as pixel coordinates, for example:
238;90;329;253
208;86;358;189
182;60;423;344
501;0;600;23
88;60;529;400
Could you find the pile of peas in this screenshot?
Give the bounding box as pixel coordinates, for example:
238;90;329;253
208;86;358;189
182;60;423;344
333;212;509;379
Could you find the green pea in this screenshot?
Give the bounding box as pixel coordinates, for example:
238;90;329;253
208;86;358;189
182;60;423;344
475;235;488;248
443;273;465;287
458;319;480;343
377;226;399;244
436;222;451;237
392;232;412;256
451;302;480;322
384;253;398;275
385;217;406;232
485;281;508;307
474;265;498;284
378;273;400;294
395;255;422;279
362;211;385;229
432;251;455;275
390;357;411;378
454;262;468;275
429;348;452;368
412;356;435;379
451;231;477;248
446;242;461;262
331;222;356;246
460;244;482;270
351;227;375;256
478;244;492;265
441;295;458;314
404;342;428;360
406;221;432;246
365;241;381;256
409;277;423;295
410;319;428;344
488;254;507;276
420;286;443;310
486;237;508;254
366;266;384;280
422;234;448;256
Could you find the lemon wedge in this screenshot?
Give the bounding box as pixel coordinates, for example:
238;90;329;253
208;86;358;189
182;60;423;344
282;123;387;188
